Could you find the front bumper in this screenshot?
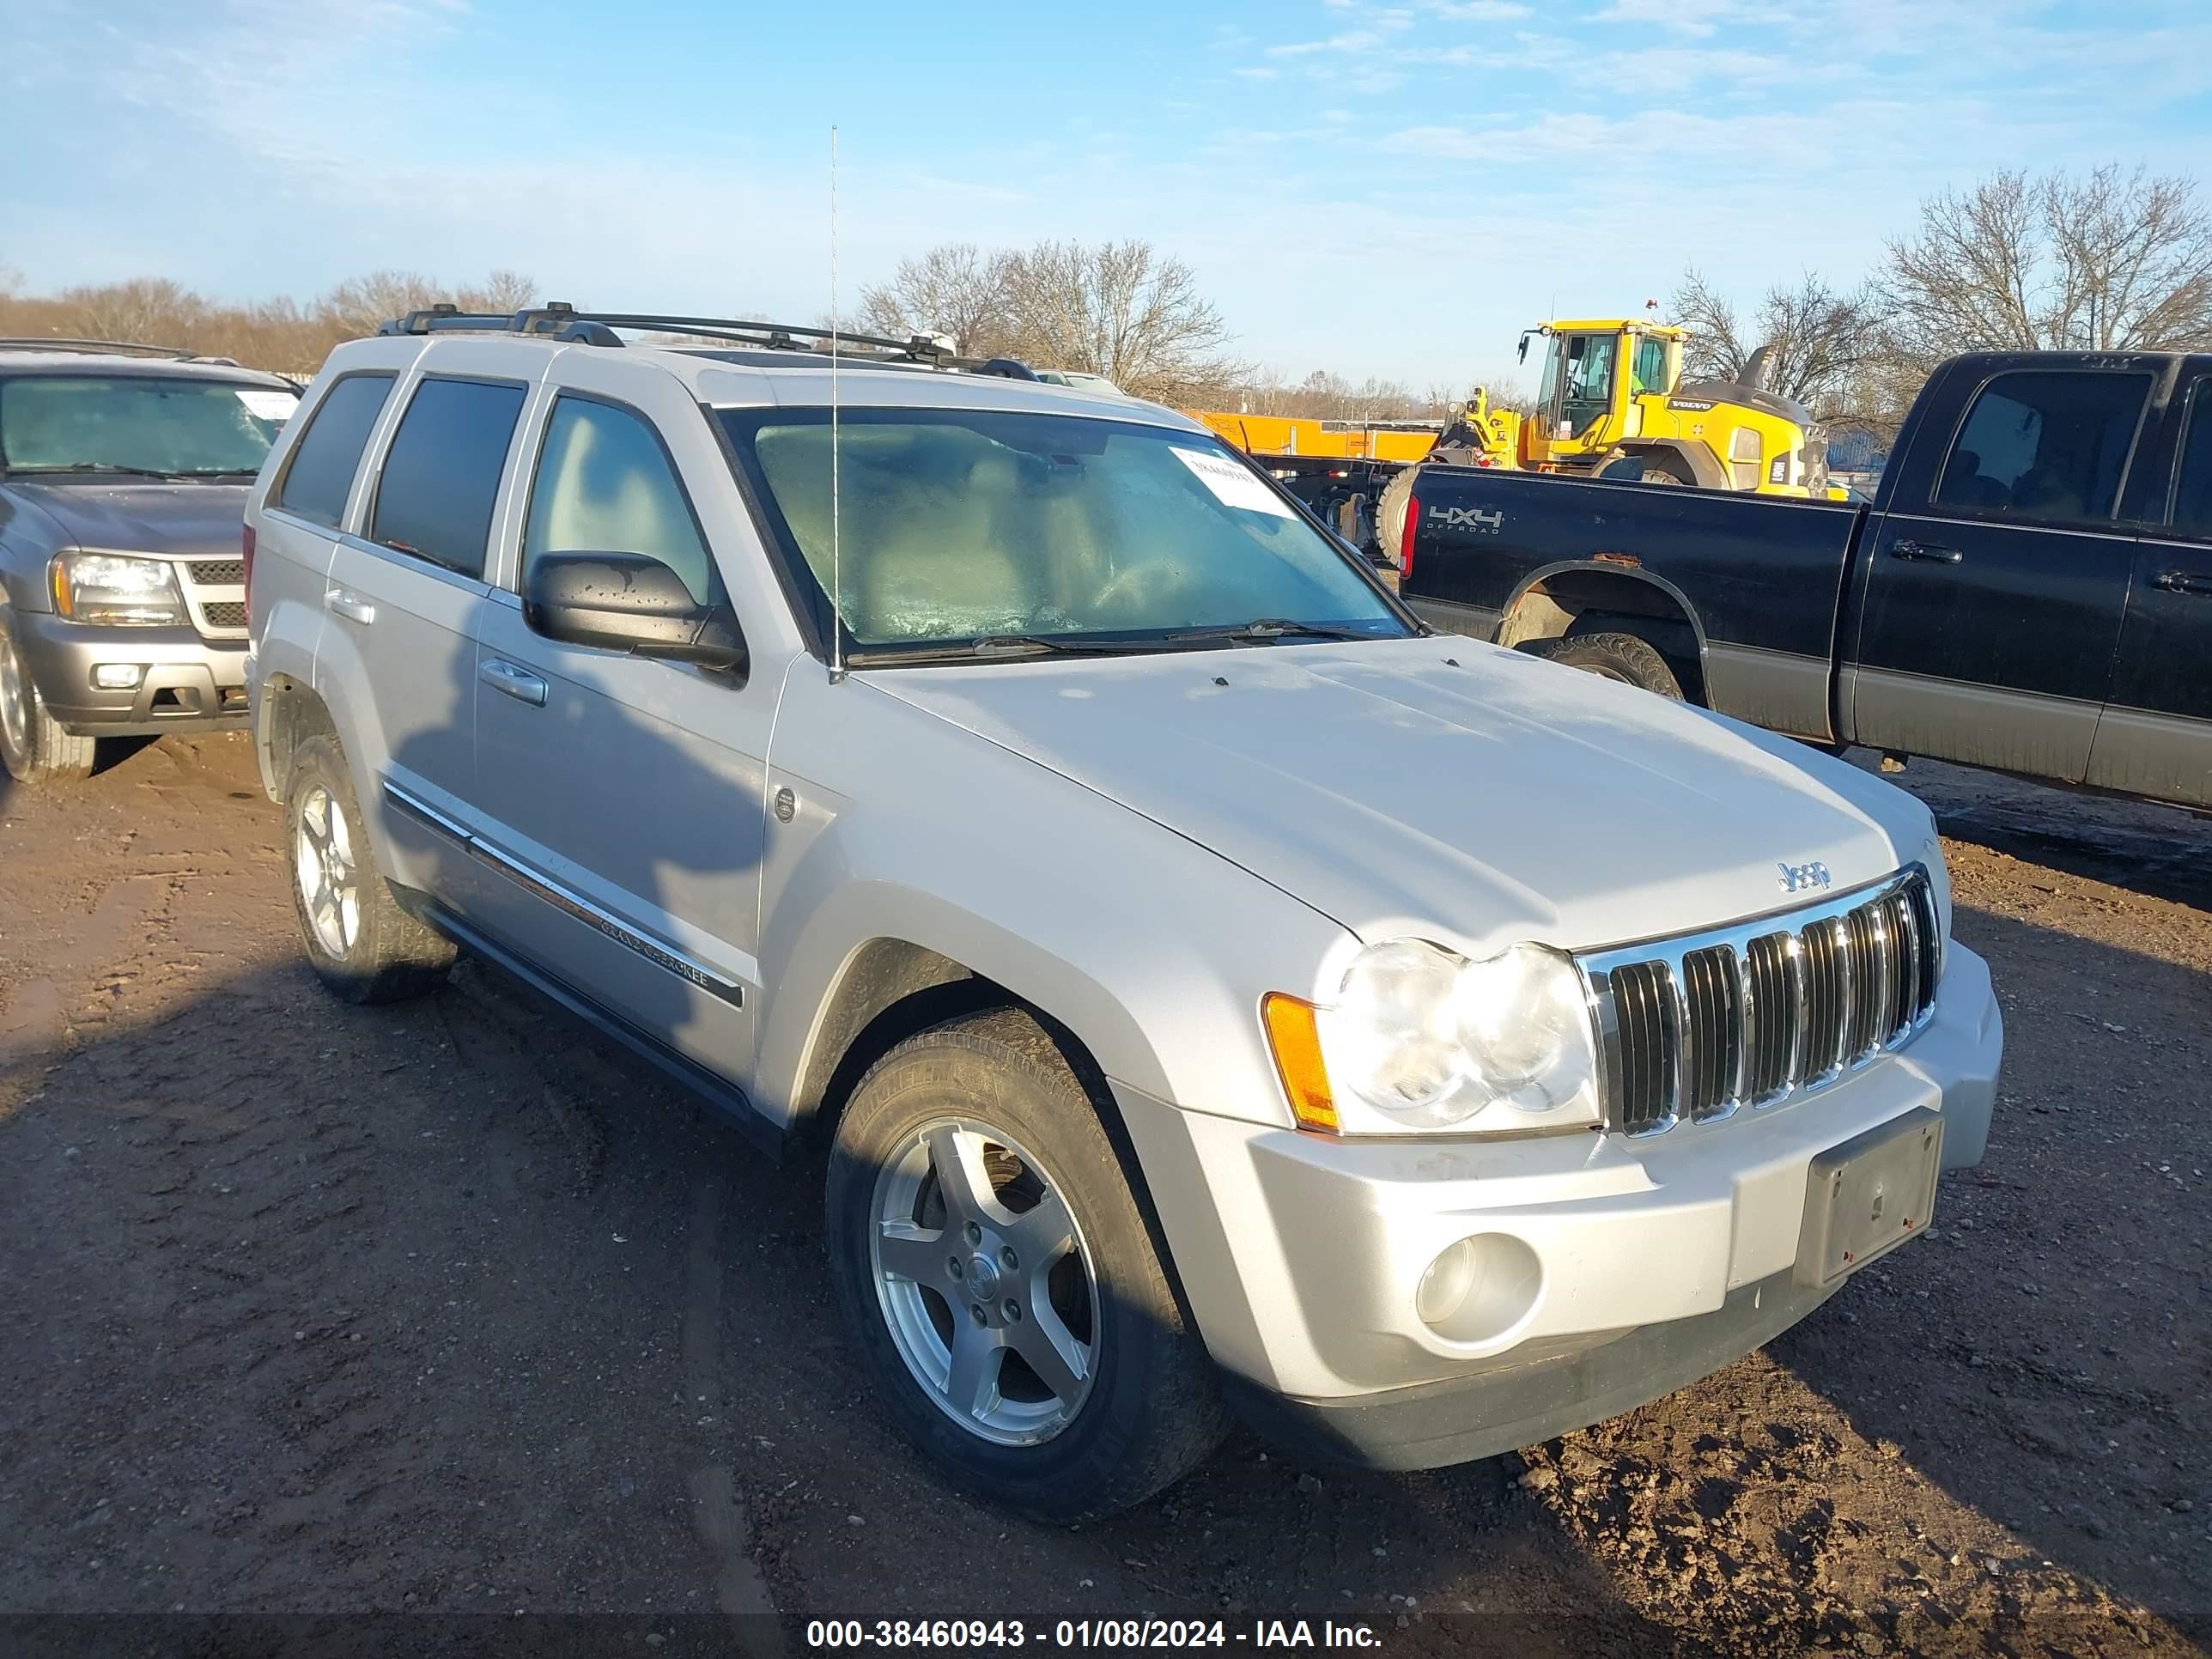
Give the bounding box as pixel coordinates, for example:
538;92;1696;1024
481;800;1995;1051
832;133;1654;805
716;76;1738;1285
1115;943;2002;1468
14;611;248;737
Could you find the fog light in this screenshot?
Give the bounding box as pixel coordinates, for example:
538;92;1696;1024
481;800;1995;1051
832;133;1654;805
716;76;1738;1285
1413;1232;1543;1345
92;664;144;690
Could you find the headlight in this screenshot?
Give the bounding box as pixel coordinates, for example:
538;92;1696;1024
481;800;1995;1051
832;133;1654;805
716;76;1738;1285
1265;939;1601;1136
49;553;185;627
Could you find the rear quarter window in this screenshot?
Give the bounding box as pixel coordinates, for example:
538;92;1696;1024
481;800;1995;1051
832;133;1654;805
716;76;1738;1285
276;374;396;529
368;378;528;580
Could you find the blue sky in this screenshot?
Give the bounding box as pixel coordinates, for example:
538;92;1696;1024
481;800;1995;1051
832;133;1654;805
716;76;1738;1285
7;0;2212;388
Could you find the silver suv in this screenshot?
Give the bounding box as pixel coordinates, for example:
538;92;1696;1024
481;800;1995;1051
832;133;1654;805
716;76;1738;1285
0;341;299;782
244;307;2002;1520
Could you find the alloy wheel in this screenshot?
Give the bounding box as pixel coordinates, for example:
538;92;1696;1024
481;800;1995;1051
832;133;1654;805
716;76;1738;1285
868;1118;1100;1445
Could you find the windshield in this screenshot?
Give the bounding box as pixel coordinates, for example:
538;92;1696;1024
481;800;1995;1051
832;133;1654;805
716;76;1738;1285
0;375;299;477
717;408;1408;658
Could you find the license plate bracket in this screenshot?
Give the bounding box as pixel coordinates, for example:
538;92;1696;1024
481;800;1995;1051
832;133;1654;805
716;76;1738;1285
1795;1106;1944;1288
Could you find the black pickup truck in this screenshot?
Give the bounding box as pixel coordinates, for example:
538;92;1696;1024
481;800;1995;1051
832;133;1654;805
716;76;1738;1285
1388;349;2212;811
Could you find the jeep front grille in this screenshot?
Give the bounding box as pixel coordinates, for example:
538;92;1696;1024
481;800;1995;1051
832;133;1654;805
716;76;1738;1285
1577;868;1942;1137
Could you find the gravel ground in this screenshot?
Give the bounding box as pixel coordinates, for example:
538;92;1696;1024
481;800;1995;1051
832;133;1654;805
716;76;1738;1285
0;732;2204;1657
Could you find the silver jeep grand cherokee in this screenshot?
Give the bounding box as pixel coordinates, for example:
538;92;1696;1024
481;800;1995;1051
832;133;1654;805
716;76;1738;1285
0;342;299;782
244;307;2002;1522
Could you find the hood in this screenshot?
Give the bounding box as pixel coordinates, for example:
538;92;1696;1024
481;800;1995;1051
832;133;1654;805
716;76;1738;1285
868;636;1936;955
9;482;249;560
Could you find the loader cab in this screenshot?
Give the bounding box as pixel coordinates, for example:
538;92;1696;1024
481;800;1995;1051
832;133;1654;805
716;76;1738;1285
1521;321;1686;465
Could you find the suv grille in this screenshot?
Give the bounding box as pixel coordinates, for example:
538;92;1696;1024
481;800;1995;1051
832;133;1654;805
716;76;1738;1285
174;556;246;641
1577;869;1942;1137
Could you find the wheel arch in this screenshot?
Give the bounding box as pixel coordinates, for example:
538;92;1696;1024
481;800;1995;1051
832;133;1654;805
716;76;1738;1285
1613;437;1729;490
253;672;337;804
1496;562;1712;704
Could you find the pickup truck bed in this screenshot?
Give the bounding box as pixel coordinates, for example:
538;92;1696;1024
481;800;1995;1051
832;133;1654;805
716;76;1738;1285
1393;350;2212;811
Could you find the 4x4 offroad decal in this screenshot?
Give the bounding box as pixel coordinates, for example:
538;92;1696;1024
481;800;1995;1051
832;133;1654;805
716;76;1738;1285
1425;504;1504;535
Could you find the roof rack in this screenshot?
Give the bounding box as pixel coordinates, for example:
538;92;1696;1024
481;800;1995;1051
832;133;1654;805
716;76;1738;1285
374;303;1042;380
0;337;240;365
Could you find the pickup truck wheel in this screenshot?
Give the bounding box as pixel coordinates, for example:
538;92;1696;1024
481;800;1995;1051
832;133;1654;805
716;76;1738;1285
283;733;456;1003
0;615;96;785
1526;631;1685;699
827;1008;1225;1522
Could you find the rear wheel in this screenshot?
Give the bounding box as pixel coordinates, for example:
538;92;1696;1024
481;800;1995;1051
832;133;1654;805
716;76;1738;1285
826;1008;1224;1522
284;733;455;1002
1601;453;1693;487
1524;630;1685;699
1374;466;1420;570
0;614;96;786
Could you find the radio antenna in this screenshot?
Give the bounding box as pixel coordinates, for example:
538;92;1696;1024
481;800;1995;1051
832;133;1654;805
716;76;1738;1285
828;124;844;683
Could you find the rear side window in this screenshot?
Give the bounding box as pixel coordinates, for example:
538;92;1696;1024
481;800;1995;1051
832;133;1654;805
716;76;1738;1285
2166;381;2212;539
523;397;714;603
369;378;527;579
1934;370;2151;524
276;374;393;528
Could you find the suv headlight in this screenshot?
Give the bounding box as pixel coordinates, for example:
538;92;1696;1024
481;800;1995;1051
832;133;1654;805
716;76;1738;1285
49;553;186;627
1265;939;1601;1136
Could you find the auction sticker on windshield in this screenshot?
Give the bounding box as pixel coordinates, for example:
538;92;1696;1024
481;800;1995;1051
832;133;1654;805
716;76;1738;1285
234;389;299;422
1170;446;1294;518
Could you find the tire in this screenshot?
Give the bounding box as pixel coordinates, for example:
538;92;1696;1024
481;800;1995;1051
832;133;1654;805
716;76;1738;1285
1601;453;1692;487
826;1007;1225;1522
1374;465;1420;568
1525;630;1685;699
0;612;96;785
283;732;455;1003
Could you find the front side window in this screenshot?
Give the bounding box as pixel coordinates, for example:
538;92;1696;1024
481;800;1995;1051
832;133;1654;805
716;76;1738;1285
276;374;393;528
719;408;1407;659
369;378;526;579
523;398;714;603
1935;369;2150;523
0;374;297;479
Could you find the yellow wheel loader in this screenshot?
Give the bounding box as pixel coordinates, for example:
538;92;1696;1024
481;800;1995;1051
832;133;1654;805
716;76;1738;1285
1468;319;1832;496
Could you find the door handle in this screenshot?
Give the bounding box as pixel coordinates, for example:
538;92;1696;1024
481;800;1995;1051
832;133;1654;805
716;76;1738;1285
478;659;549;707
2151;568;2212;596
1889;539;1963;564
324;589;375;623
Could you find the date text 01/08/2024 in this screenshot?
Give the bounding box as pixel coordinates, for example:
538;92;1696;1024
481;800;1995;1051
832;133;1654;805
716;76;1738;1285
804;1618;1384;1650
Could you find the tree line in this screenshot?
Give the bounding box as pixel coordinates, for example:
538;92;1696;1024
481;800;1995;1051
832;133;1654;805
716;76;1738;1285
1671;163;2212;447
0;268;538;374
9;162;2212;446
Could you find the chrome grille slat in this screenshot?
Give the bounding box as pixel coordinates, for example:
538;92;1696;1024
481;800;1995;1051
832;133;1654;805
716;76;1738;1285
1580;868;1942;1139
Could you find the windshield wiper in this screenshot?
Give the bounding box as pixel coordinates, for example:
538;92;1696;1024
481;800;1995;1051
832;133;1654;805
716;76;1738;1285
5;462;194;482
1167;618;1377;644
846;633;1179;665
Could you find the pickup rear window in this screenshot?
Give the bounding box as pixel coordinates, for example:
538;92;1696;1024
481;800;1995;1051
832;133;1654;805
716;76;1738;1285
1935;369;2151;524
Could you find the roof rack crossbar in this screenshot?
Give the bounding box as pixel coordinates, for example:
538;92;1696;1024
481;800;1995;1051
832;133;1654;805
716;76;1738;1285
373;304;1039;378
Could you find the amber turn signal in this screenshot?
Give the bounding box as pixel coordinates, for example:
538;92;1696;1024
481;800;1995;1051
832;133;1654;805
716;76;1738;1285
1261;993;1338;1133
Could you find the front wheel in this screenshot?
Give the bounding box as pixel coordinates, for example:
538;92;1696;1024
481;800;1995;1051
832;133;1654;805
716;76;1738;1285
826;1008;1224;1522
0;614;95;785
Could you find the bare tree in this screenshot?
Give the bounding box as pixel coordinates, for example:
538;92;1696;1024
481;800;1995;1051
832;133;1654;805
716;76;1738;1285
0;259;21;299
58;277;210;345
855;243;1014;356
316;269;540;338
1670;268;1881;418
999;240;1242;401
1881;165;2212;356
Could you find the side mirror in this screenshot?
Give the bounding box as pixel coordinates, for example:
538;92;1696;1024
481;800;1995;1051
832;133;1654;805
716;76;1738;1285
524;552;748;678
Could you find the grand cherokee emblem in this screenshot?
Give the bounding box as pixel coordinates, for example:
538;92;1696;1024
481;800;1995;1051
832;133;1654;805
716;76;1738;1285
1778;860;1833;894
